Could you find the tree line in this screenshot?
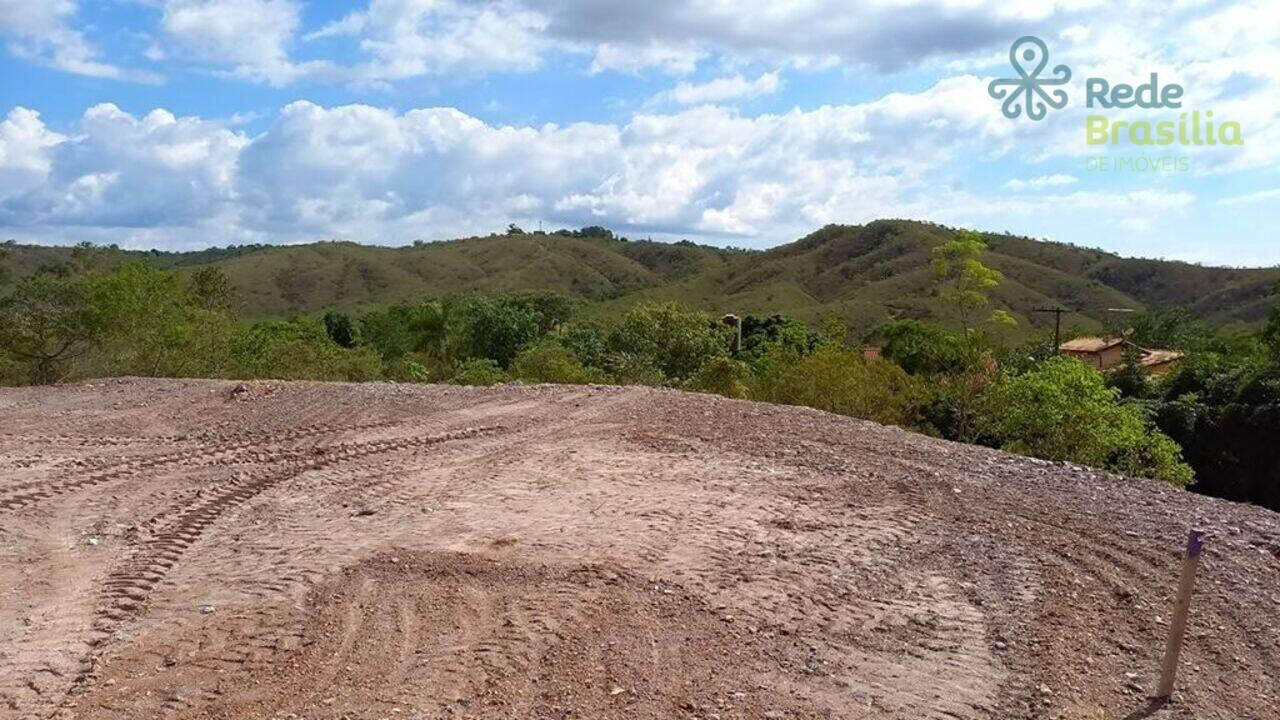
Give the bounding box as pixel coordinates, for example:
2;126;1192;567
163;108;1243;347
4;232;1280;508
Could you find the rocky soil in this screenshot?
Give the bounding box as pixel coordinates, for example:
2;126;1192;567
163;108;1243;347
1;378;1277;719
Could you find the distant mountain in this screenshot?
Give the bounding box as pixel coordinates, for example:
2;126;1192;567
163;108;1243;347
3;220;1277;335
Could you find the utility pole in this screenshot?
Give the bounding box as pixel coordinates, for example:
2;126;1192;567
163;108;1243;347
1033;307;1068;355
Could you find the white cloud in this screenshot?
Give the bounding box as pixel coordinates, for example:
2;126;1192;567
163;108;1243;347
0;108;67;203
655;72;782;106
0;76;1011;244
312;0;547;83
538;0;1035;74
1005;174;1078;190
0;0;159;82
0;104;247;228
1220;188;1280;206
156;0;1100;83
590;41;703;75
161;0;333;85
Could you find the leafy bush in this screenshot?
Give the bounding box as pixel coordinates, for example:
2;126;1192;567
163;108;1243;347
226;319;382;381
562;323;607;368
450;358;510;386
0;271;101;384
869;320;965;375
689;356;751;399
459;296;544;368
323;311;358;348
608;303;727;382
603;352;666;386
512;341;607;385
90;264;221;378
980;357;1192;485
759;346;928;427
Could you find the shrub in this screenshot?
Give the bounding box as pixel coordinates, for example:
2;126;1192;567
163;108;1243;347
323;311;358;348
562;323;607;368
980;357;1192;485
450;358;510;386
226;319;382;381
608;303;727;382
459;295;543;368
604;352;666;386
760;346;928;427
512;341;608;385
689;356;751;399
0;272;101;384
869;320;965;376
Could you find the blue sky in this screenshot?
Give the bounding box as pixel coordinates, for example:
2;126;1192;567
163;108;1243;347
0;1;1277;266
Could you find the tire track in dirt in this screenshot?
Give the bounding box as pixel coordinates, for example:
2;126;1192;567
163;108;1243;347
49;425;505;717
7;381;1280;720
0;419;402;512
91;552;828;720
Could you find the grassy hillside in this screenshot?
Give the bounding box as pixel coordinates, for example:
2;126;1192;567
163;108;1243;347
3;220;1276;334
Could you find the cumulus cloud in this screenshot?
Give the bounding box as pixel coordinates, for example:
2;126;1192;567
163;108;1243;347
307;0;547;83
0;108;67;202
535;0;1036;74
0;0;159;82
654;72;782;106
0;82;1220;255
1004;174;1078;191
0;104;247;228
0;76;1021;245
160;0;335;85
145;0;1092;83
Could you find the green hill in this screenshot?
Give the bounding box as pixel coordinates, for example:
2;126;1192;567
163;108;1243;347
3;220;1277;335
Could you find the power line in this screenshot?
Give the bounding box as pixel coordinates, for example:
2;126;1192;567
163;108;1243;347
1033;306;1069;354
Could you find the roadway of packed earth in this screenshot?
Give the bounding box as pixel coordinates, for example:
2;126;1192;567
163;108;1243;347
1;378;1277;719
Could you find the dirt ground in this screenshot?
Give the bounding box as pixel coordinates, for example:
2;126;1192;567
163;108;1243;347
1;378;1277;720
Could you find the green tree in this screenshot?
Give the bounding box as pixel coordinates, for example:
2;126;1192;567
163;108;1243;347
929;230;1014;441
931;230;1014;338
226;319;381;381
1262;304;1280;365
1107;344;1149;398
868;320;965;376
90;264;210;378
608;303;726;382
511;341;607;385
0;272;101;384
450;358;509;386
980;356;1192;485
323;311;358;348
361;301;462;379
459;296;543;368
689;356;751;399
759;346;928;427
508;292;577;334
189;267;234;311
1115;307;1211;351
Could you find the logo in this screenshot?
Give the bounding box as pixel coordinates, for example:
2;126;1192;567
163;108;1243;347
985;35;1244;172
988;36;1071;121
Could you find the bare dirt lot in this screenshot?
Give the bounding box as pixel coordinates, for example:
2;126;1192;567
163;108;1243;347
1;378;1277;720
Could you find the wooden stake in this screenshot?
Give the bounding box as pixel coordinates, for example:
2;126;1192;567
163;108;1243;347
1156;529;1205;700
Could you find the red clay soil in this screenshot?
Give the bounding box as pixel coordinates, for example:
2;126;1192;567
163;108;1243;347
0;378;1277;720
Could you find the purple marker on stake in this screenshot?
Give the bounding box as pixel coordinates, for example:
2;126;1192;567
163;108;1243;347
1186;529;1205;558
1157;528;1206;699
